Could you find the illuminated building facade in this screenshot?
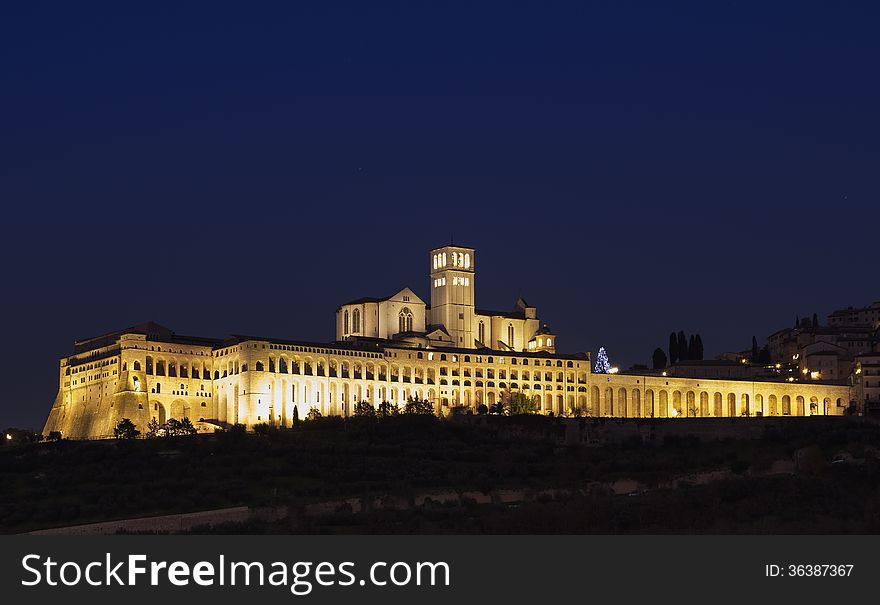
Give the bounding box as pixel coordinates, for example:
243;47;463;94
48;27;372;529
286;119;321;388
42;246;854;439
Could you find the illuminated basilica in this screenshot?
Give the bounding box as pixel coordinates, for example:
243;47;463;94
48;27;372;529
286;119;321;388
43;245;853;439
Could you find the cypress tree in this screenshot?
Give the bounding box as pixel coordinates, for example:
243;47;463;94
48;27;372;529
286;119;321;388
688;334;696;360
677;331;688;361
751;336;759;361
812;313;819;327
669;332;679;365
652;347;668;370
694;334;704;360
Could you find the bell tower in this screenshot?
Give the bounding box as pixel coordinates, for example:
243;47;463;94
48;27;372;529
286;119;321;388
429;245;475;348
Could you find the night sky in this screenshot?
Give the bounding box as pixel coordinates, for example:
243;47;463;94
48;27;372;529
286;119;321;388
1;1;878;429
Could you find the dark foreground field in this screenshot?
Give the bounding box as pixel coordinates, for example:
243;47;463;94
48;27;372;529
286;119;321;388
3;415;880;534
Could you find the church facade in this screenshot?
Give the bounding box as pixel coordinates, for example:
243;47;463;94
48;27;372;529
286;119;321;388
42;245;853;439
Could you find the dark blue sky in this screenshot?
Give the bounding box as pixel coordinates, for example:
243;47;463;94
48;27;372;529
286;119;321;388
1;1;878;429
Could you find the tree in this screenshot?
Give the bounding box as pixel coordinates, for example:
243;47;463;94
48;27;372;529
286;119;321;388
489;400;506;415
305;407;323;421
795;315;800;329
669;332;679;364
693;334;704;360
476;403;489;415
145;418;161;438
687;334;696;360
812;313;819;327
164;418;182;436
594;347;611;374
291;405;300;428
507;391;539;415
403;397;434;415
751;336;759;361
377;400;399;417
179;417;197;436
113;418;139;439
677;331;688;361
652;347;668;370
757;345;771;364
354;400;377;417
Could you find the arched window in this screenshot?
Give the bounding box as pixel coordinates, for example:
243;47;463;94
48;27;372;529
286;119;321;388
508;324;514;348
478;320;485;344
464;253;471;268
344;310;349;334
352;309;360;333
399;307;414;333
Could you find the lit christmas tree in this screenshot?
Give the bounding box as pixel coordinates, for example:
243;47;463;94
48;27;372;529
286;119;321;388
594;347;611;374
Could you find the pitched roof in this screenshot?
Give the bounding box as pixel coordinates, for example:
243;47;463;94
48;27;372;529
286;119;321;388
476;308;525;319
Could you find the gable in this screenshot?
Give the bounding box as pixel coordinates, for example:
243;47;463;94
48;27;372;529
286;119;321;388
387;287;425;306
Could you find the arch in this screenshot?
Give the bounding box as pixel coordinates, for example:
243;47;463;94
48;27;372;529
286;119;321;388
809;396;819;416
699;392;709;417
170;399;191;420
604;387;614;416
686;391;696;417
659;390;668;417
133;360;141;371
617;387;628;417
672;391;682;417
590;385;600;416
644;389;655;417
556;394;564;415
823;397;832;416
154;402;167;425
713;392;723;417
255;361;264;372
796;396;805;416
632;389;641;417
577;394;587;412
755;394;764;416
782;395;791;415
727;393;736;417
740;393;750;416
768;394;778;416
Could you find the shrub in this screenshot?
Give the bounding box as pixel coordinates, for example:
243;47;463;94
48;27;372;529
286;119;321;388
113;418;140;440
